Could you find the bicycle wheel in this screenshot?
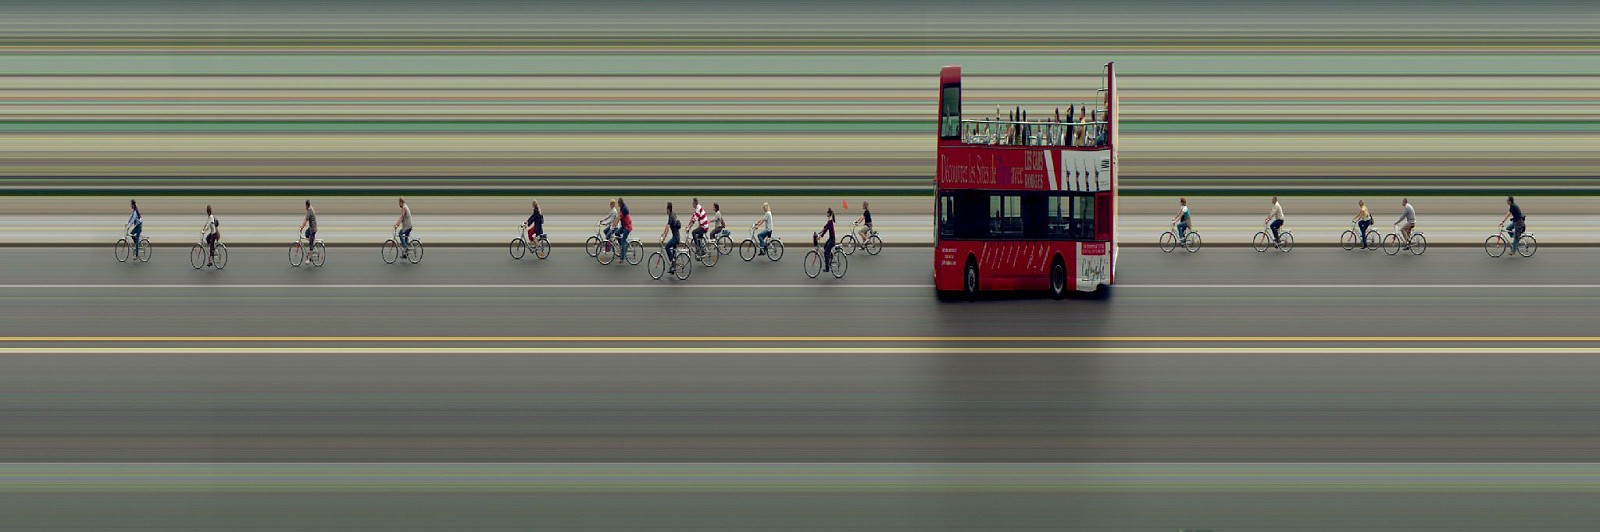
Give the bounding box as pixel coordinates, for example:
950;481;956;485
115;238;131;262
1278;232;1294;252
717;235;734;255
139;239;152;262
1339;230;1356;251
831;251;847;279
1410;234;1427;255
1159;232;1176;253
1382;234;1399;255
1252;232;1268;252
407;240;423;264
534;237;551;260
1484;235;1506;258
509;238;526;259
382;239;399;264
289;241;305;267
740;239;756;261
311;242;327;267
585;236;600;257
1364;231;1382;251
190;244;205;269
699;244;719;267
597;240;615;265
1518;235;1538;257
838;234;857;255
626;240;643;265
214;244;228;269
674;252;692;280
1183;232;1202;253
804;250;822;278
768;240;784;261
865;235;882;255
647;252;665;279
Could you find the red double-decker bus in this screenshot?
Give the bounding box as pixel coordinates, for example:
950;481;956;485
934;63;1118;299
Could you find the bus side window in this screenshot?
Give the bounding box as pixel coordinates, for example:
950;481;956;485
1075;196;1096;240
1095;193;1113;241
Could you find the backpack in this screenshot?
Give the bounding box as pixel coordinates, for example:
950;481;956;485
621;207;633;232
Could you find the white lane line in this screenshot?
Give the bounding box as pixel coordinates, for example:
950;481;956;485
0;283;935;289
1120;284;1600;289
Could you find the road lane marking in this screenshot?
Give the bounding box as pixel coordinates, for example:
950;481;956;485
0;336;1596;342
3;347;1600;354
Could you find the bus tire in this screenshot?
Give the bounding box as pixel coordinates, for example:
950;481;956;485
963;258;979;301
1049;257;1068;300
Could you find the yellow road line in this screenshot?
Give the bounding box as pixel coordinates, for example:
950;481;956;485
0;347;1598;355
0;336;1592;343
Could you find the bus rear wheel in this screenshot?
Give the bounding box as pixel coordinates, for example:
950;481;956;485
963;259;979;301
1050;259;1067;300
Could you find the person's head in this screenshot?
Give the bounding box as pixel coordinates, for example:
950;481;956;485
666;202;673;214
1179;197;1186;206
763;202;770;213
609;199;616;209
305;199;311;210
398;197;406;207
692;197;700;207
1402;197;1409;206
1507;195;1515;205
130;199;137;209
531;200;540;212
618;197;626;209
862;201;869;210
205;205;212;215
1358;199;1365;207
1271;196;1278;203
713;202;720;212
827;208;835;220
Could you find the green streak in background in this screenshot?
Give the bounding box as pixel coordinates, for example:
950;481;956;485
5;53;1600;76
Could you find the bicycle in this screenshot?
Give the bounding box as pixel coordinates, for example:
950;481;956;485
596;231;643;266
381;228;423;264
1252;222;1294;253
289;233;327;267
838;221;883;256
584;223;613;258
1159;222;1201;253
713;226;734;256
1381;224;1427;256
1340;220;1382;252
189;232;227;270
803;233;847;279
648;238;693;281
114;225;152;263
509;224;551;261
1485;224;1537;258
679;231;719;267
738;224;785;262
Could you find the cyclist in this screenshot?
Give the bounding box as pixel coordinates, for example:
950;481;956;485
660;202;682;274
126;199;144;259
853;201;874;243
755;202;774;256
1502;195;1527;254
817;208;837;273
1352;199;1372;249
201;205;221;267
616;197;633;263
1171;197;1191;241
689;197;710;255
523;200;544;243
393;197;414;259
1264;196;1286;245
1395;198;1417;249
300;200;317;248
711;202;728;242
600;199;619;242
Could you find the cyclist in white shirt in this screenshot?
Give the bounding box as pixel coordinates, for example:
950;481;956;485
1264;196;1286;244
754;202;774;256
1171;198;1191;240
393;198;414;259
1395;198;1417;249
201;205;221;266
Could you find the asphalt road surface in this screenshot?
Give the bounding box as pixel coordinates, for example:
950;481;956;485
2;246;1597;529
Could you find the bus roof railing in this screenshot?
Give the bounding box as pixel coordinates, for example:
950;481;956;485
958;118;1108;147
